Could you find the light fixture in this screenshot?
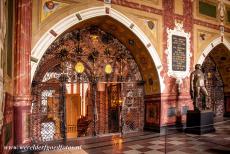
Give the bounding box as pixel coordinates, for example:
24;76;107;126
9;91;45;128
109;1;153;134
208;72;212;79
118;99;123;105
104;64;112;74
91;35;98;42
75;62;85;73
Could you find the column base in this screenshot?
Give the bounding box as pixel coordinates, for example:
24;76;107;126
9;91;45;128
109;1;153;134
14;105;31;145
14;94;32;147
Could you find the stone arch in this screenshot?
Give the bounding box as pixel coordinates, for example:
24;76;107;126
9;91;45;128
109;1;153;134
197;37;230;65
31;6;164;93
197;37;230;116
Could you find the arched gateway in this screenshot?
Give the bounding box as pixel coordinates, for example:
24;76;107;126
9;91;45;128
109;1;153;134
30;8;163;143
197;37;230;117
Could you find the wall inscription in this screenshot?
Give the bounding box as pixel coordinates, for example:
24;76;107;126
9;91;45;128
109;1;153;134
166;21;191;79
172;35;186;71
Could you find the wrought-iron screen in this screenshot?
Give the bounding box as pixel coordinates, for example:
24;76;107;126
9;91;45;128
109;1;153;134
30;26;144;143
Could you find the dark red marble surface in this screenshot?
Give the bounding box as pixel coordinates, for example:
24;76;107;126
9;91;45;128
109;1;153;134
14;0;32;146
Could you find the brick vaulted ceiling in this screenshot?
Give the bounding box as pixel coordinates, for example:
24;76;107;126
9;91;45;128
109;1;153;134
207;44;230;93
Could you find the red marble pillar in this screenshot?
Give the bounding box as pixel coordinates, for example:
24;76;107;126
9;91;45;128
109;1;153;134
14;0;32;146
160;0;193;126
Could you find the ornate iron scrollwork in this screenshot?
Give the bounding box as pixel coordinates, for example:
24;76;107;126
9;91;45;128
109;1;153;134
30;26;144;143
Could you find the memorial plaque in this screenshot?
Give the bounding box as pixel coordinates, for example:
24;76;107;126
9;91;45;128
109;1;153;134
172;35;186;71
182;106;189;115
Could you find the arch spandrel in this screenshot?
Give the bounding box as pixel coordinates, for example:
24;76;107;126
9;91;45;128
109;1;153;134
111;5;164;60
193;25;220;65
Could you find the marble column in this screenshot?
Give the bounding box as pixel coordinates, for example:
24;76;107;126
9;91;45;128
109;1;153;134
14;0;32;146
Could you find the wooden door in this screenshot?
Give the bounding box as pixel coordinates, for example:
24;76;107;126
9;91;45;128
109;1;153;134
66;94;81;138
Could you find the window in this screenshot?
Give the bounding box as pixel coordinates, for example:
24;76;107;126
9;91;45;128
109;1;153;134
227;9;230;22
199;1;217;18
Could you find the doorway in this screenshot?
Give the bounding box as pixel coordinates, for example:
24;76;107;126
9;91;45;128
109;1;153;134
108;84;121;133
202;56;224;116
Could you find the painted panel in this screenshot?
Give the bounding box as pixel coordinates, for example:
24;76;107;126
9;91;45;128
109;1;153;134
145;102;160;125
40;0;68;22
181;106;189;115
167;107;176;117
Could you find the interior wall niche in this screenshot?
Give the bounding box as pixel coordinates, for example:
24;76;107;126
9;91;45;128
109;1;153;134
202;56;224;117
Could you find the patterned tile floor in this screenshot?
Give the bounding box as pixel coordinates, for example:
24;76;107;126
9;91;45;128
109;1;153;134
38;120;230;154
